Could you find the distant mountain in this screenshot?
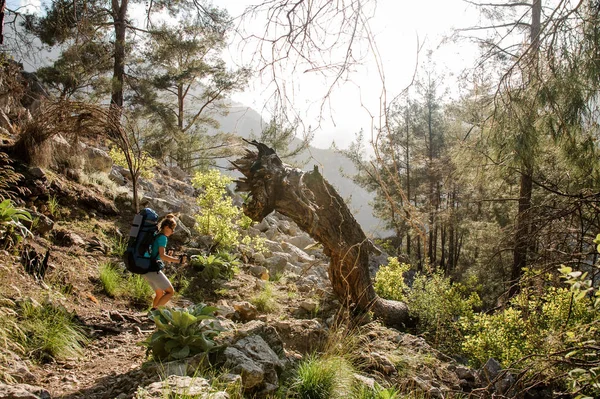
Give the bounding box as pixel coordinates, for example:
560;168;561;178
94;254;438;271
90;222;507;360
216;105;384;235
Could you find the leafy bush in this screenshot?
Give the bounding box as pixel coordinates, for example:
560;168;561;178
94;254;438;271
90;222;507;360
189;251;239;281
460;235;600;398
109;147;157;179
143;304;224;361
462;273;595;368
14;299;88;362
0;199;32;249
407;272;481;354
374;257;410;302
192;170;246;250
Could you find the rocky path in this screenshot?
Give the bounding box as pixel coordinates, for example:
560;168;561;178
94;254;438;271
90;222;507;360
38;310;159;399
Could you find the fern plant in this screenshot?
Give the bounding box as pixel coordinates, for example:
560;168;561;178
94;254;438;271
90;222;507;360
143;304;224;361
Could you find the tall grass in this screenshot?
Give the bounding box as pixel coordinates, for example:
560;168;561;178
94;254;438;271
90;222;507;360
0;304;25;382
15;300;88;362
99;262;122;297
110;235;128;257
127;274;152;306
98;262;152;307
291;355;354;399
47;195;60;218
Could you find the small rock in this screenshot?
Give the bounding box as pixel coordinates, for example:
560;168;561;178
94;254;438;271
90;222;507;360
233;301;258;322
28;167;46;179
249;265;269;280
299;300;318;313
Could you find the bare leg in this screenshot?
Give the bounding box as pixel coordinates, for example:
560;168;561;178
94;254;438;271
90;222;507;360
152;289;164;309
156;287;174;307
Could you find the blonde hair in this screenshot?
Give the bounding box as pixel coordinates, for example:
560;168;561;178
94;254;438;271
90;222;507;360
159;214;177;231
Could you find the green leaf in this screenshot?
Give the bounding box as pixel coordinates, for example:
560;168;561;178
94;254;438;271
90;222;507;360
170;345;190;359
164;339;181;352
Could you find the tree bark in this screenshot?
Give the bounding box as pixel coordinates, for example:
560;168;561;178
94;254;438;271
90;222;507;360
233;141;413;329
111;0;128;109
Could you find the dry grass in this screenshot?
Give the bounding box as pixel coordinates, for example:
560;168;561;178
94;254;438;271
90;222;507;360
11;101;129;167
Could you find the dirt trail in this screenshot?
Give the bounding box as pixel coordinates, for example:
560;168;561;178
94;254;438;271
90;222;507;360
38;310;158;399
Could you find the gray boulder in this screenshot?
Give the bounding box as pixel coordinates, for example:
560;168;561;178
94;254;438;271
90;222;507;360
0;383;50;399
223;347;264;389
84;147;113;173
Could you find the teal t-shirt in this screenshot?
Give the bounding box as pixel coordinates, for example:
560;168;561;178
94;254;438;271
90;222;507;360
151;234;168;259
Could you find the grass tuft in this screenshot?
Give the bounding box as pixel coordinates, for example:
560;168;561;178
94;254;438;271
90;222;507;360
250;282;278;313
14;299;88;363
99;262;122;297
98;262;152;307
291;355;354;399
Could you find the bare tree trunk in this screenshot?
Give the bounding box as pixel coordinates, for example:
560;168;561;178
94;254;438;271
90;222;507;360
0;0;6;44
111;0;128;109
510;0;541;297
233;141;413;329
511;169;533;296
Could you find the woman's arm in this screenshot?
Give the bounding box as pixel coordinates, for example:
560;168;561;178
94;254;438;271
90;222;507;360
158;246;182;264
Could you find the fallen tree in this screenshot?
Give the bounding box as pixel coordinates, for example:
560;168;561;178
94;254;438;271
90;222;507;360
232;140;413;329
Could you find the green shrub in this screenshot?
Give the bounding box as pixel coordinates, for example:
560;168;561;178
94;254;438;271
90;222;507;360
291;355;354;399
351;384;401;399
462;273;595;368
192;170;245;250
143;304;224;361
109;147;157;179
407;272;481;354
189;252;239;281
14;299;88;362
374;258;410;302
251;283;278;313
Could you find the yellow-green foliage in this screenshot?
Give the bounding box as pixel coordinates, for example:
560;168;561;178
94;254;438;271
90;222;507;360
462;275;595;369
408;272;481;354
192;170;245;249
109;147;157;179
374;257;410;301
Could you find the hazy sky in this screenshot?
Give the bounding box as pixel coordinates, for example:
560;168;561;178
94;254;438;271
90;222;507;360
224;0;481;149
14;0;481;149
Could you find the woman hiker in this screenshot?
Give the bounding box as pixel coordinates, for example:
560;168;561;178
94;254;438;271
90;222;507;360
144;214;186;310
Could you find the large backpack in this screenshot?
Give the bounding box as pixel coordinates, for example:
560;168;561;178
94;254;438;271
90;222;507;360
123;208;159;274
